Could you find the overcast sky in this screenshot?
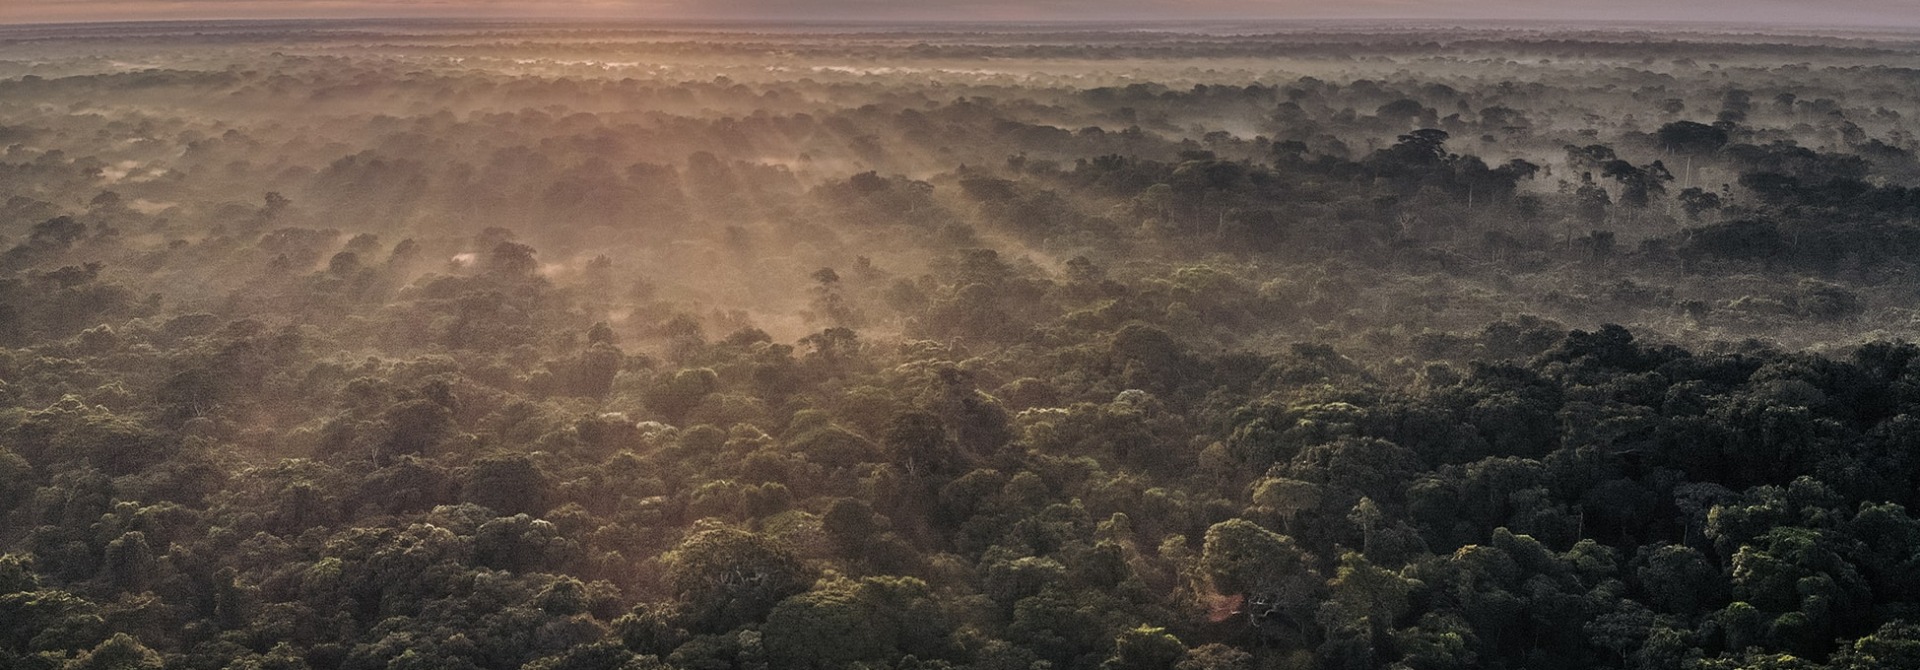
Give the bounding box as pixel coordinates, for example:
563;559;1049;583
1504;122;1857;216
2;0;1917;27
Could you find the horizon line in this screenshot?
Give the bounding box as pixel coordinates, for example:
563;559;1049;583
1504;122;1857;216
4;15;1920;33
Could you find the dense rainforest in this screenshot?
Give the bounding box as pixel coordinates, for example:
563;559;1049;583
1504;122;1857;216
3;20;1920;670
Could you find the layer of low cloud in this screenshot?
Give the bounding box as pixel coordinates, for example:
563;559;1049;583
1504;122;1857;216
2;0;1915;28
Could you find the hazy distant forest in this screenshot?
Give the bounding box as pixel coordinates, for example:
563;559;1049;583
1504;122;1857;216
9;20;1920;670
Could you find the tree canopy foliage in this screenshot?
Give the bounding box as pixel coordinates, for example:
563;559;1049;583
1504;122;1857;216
2;19;1920;670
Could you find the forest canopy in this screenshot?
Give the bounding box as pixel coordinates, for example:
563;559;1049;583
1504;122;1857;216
2;19;1920;670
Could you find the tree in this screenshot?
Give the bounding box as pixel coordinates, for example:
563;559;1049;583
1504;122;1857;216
1574;172;1612;225
1377;99;1433;126
663;526;808;633
1657;121;1730;154
1318;552;1409;646
1176;644;1251;670
1635;544;1724;617
378;399;454;462
822;497;882;555
225;643;313;670
763;576;953;670
1678;187;1723;220
1349;498;1385;556
647;368;718;424
883;409;955;478
1728;526;1872;655
1102;626;1186;670
808;268;859;327
485;241;539;277
1832;620;1920;670
522;642;649;670
65;633;162;670
464;454;551;517
101;532;155;594
1601;159;1673;207
1199;519;1307;596
1251;478;1321;533
571;342;623;398
0;587;103;656
473;514;581;573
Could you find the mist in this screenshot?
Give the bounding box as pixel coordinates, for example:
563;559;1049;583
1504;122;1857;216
5;18;1920;670
7;0;1920;27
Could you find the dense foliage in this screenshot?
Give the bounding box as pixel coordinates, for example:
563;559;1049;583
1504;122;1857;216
3;20;1920;670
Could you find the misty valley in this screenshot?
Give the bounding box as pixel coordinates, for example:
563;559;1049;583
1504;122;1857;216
4;19;1920;670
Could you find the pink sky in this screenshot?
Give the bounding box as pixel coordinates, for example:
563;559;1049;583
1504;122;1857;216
1;0;1916;27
